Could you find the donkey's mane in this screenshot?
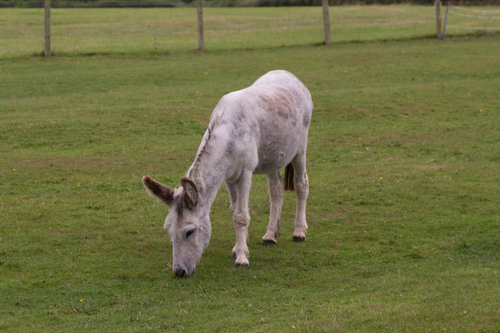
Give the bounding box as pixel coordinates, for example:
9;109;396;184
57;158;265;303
173;110;223;226
187;110;223;186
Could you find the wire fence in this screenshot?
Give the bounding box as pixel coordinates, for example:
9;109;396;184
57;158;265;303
443;2;500;34
0;3;498;58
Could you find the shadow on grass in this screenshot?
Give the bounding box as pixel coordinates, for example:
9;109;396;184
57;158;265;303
19;31;500;61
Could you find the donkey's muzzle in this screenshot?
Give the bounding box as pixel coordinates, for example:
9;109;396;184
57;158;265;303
174;268;187;277
173;262;195;278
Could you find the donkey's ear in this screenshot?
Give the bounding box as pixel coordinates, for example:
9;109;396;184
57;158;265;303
180;176;199;209
142;176;174;206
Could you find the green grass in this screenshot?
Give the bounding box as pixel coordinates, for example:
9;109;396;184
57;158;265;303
3;5;498;59
1;7;500;332
0;5;443;58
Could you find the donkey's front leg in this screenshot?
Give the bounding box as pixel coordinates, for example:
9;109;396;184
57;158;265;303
227;171;252;267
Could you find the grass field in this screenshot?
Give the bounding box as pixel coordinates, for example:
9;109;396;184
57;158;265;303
4;5;500;59
1;6;500;332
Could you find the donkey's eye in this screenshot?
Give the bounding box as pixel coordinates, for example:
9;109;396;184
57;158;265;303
186;230;195;238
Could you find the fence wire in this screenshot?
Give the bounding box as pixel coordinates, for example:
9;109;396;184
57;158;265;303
444;3;500;33
0;4;496;58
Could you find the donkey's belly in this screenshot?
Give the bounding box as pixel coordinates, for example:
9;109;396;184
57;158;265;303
253;160;288;174
253;132;302;174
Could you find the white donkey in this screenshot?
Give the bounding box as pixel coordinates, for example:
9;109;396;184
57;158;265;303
142;70;313;277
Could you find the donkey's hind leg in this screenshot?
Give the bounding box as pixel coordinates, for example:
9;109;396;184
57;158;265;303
292;154;309;242
262;171;284;245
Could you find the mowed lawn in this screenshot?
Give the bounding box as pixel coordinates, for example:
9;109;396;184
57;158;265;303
1;13;500;332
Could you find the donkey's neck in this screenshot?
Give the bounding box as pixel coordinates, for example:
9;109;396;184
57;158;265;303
187;141;228;216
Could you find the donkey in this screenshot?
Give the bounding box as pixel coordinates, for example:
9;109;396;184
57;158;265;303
142;70;313;277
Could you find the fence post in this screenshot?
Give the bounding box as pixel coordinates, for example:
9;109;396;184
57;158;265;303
197;0;205;52
435;0;442;39
442;1;450;39
322;0;331;45
44;0;51;56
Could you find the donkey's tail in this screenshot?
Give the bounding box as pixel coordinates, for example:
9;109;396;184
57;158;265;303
284;163;294;192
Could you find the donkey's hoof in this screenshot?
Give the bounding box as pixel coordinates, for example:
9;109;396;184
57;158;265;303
235;262;249;268
263;239;277;246
293;236;306;242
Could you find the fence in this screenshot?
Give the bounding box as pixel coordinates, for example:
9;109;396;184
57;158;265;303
442;2;500;37
0;3;498;58
36;0;331;55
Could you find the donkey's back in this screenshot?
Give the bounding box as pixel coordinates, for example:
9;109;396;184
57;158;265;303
211;70;313;176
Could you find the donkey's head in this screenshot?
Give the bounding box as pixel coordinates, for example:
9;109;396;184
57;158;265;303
142;175;211;277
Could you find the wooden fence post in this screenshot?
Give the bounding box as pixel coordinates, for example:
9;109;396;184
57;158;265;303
322;0;331;45
435;0;442;39
197;0;205;52
44;0;51;56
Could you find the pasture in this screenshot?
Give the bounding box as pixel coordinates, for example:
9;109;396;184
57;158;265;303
4;5;500;58
1;6;500;332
